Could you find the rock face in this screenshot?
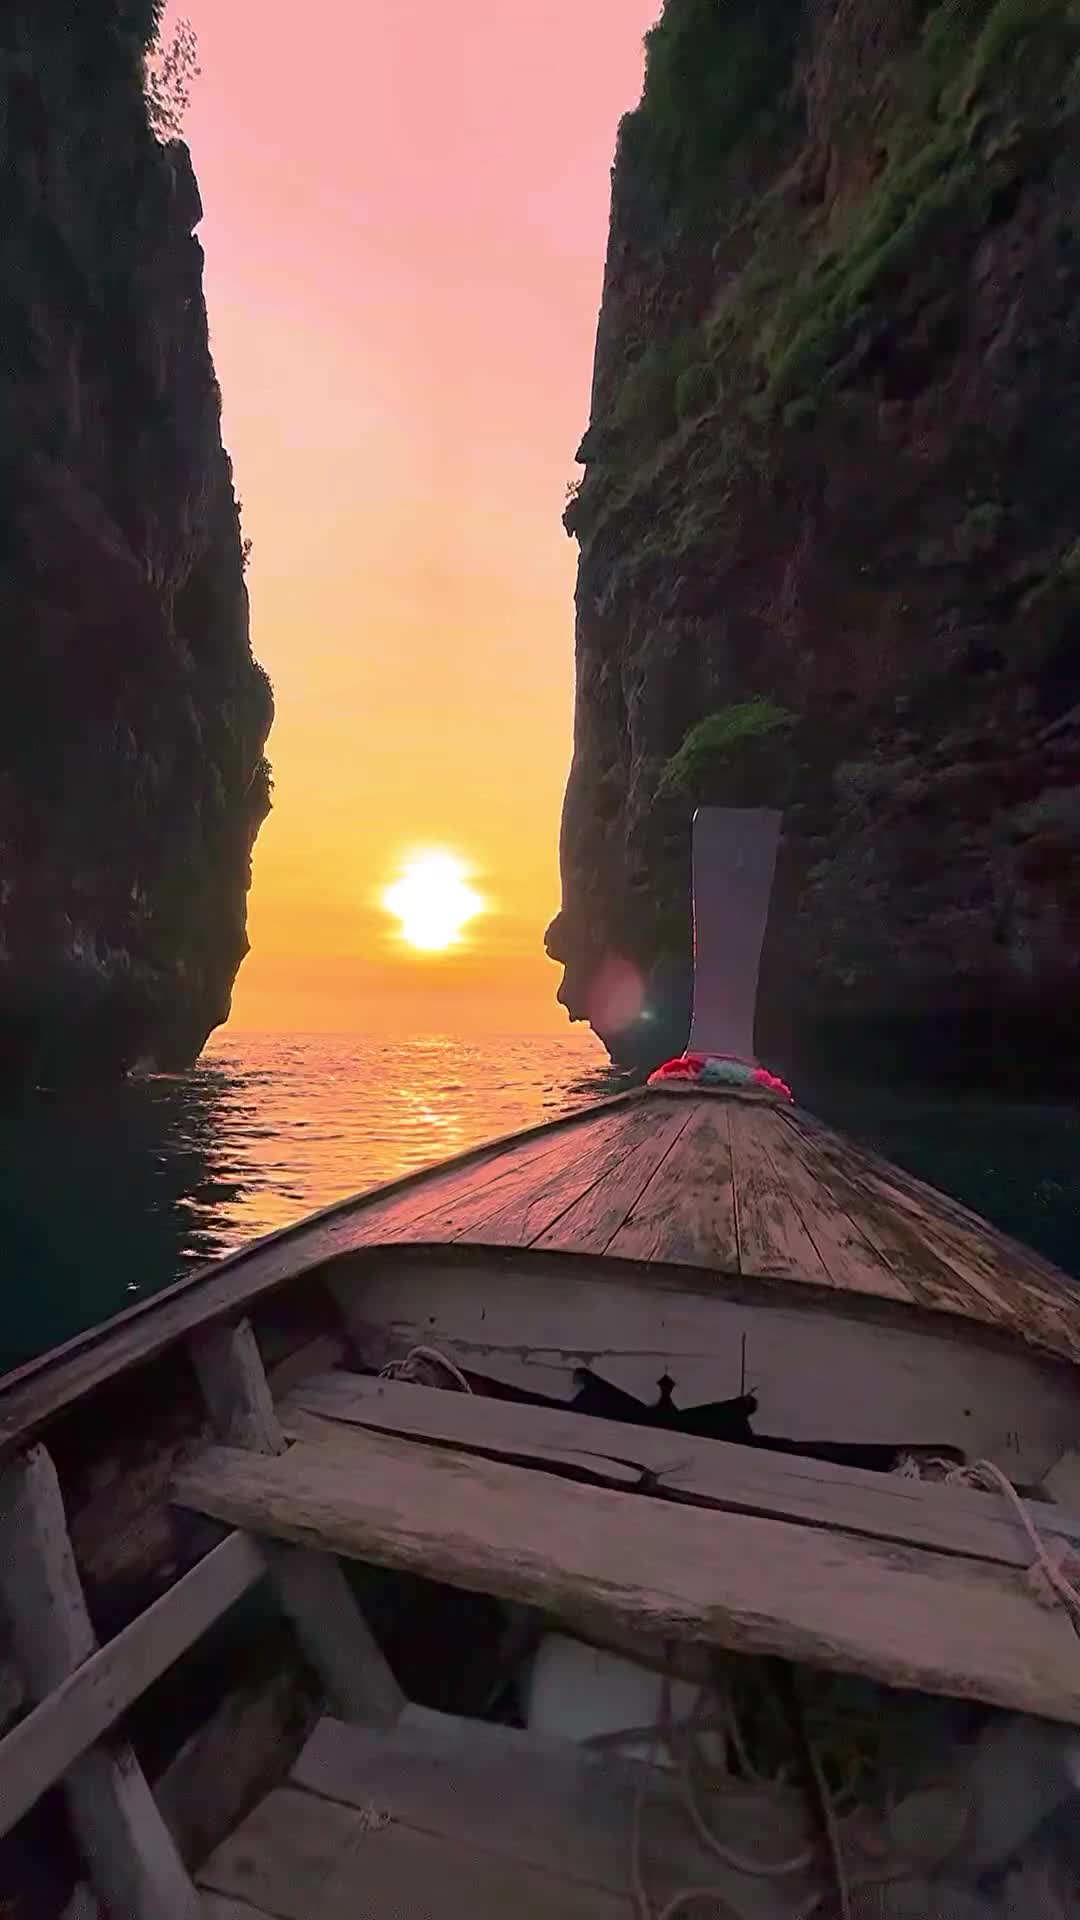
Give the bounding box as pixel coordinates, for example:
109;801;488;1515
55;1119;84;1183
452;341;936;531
548;0;1080;1087
0;0;272;1084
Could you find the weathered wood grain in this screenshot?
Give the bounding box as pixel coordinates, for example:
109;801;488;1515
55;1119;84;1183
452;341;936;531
198;1782;633;1920
0;1446;200;1918
289;1705;813;1912
530;1103;694;1256
335;1254;1080;1481
0;1531;266;1838
769;1116;986;1322
349;1117;628;1246
190;1321;287;1456
153;1657;319;1872
455;1103;673;1248
282;1398;655;1494
603;1102;740;1269
172;1428;1080;1726
729;1105;830;1284
789;1105;1077;1298
732;1107;910;1300
782;1108;1080;1357
279;1370;1080;1570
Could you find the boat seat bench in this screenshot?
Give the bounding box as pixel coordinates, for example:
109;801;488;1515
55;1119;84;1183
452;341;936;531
171;1393;1080;1730
198;1702;815;1920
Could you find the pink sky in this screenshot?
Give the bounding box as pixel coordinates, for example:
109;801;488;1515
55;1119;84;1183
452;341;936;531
167;0;659;1031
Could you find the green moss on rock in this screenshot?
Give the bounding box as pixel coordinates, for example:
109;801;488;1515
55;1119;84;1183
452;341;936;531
658;699;795;797
633;0;801;194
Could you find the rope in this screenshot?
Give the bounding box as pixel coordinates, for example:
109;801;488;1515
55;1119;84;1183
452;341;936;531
622;1451;1078;1918
958;1458;1080;1631
798;1697;852;1920
630;1675;761;1920
896;1451;1080;1633
614;1668;947;1920
379;1344;473;1393
626;1673;817;1920
674;1736;815;1878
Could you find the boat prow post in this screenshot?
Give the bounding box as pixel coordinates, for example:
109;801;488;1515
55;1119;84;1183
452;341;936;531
648;805;792;1099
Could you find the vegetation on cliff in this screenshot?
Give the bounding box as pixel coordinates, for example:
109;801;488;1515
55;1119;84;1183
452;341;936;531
658;699;795;799
0;0;272;1083
551;0;1080;1085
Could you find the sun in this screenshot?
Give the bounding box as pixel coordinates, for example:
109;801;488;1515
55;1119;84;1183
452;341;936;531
382;851;485;953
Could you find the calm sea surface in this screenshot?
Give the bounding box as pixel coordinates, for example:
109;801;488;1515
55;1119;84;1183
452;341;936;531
1;1029;1079;1373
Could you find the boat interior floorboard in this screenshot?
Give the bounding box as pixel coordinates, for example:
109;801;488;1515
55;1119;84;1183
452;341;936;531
196;1705;814;1920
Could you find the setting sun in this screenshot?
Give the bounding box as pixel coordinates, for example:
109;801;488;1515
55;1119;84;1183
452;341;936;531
382;852;485;953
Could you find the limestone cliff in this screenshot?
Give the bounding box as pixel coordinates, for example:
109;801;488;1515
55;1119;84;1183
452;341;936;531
549;0;1080;1088
0;0;272;1083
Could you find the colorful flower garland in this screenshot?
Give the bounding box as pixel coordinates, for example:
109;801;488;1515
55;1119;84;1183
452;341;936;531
647;1051;794;1101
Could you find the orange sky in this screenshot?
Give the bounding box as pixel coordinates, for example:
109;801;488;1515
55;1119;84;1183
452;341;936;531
166;0;659;1032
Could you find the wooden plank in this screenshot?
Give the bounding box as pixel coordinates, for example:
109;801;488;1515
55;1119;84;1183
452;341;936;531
289;1705;813;1909
454;1104;667;1248
0;1445;200;1918
530;1102;694;1255
782;1109;1080;1357
860;1166;1080;1352
172;1427;1080;1727
264;1540;404;1725
603;1102;740;1269
279;1371;1080;1571
336;1254;1080;1482
0;1093;646;1461
779;1113;1020;1326
190;1319;287;1454
730;1106;911;1301
349;1119;630;1246
0;1530;266;1839
788;1104;1080;1301
326;1127;607;1251
199;1782;633;1920
284;1397;645;1493
728;1105;830;1284
154;1656;319;1873
188;1319;403;1728
770;1114;987;1322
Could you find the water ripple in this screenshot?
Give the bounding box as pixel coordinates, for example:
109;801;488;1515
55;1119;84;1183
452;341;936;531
0;1030;628;1370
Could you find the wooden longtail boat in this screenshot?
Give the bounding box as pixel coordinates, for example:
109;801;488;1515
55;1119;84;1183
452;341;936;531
3;811;1080;1920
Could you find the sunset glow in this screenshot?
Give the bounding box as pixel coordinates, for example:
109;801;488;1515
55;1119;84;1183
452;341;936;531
163;0;659;1031
382;853;484;953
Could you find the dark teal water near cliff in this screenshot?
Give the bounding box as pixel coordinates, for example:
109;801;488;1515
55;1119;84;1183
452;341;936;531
1;1031;1078;1374
0;1032;626;1372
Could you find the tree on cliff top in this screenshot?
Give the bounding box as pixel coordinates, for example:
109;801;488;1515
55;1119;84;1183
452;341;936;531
144;16;200;141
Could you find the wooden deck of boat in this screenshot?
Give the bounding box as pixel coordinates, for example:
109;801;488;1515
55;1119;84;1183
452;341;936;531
198;1703;815;1920
3;1086;1080;1458
330;1087;1080;1362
